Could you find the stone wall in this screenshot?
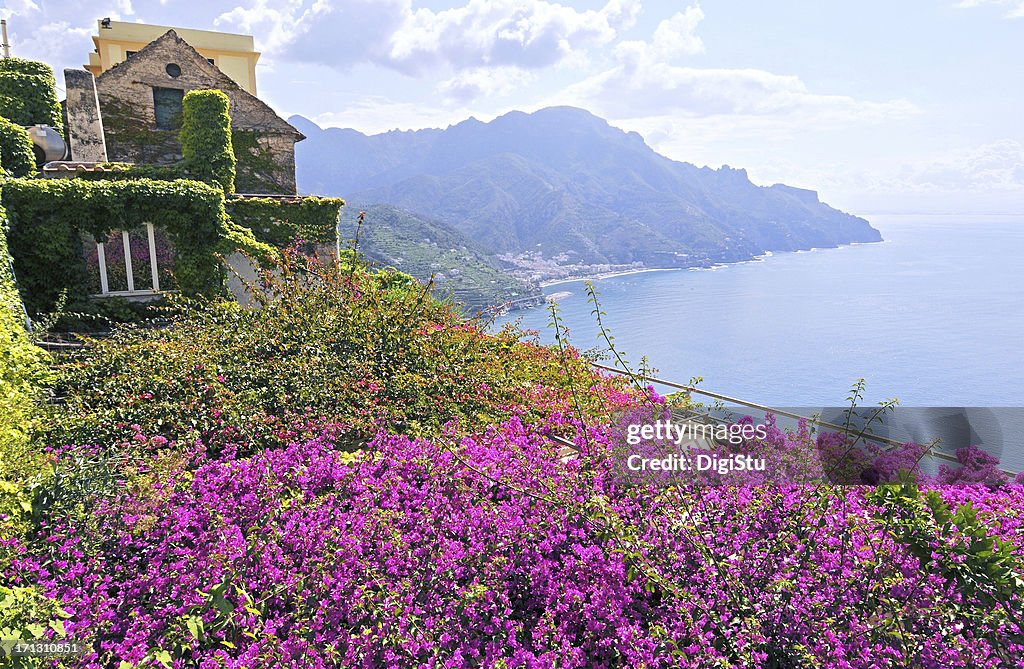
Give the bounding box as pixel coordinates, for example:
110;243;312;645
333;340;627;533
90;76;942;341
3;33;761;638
233;131;298;195
63;69;107;162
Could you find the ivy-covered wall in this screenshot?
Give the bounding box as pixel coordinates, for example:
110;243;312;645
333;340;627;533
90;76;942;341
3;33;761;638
0;58;64;136
0;117;35;178
225;196;344;248
1;178;236;315
97;97;182;166
232;130;296;194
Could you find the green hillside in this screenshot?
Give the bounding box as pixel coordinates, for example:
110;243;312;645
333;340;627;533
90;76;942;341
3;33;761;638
339;204;542;312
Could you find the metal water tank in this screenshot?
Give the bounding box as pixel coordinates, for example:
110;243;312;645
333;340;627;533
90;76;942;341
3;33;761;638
26;125;67;166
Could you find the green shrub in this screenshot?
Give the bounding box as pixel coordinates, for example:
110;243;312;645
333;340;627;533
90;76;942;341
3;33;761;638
0;202;54;542
50;249;598;456
225;196;343;247
0;58;64;136
0;116;35;177
180;90;235;194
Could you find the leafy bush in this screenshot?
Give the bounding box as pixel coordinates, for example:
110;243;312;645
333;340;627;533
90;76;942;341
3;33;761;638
0;204;67;669
225;196;344;247
51;249;608;457
0;202;53;542
13;415;1024;668
180;90;235;194
0;58;64;136
7;231;1024;667
0;116;35;178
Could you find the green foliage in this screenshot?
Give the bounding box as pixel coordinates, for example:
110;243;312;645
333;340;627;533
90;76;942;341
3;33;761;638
180;90;235;194
0;58;64;136
232;130;286;194
48;297;169;333
225;196;343;247
50;249;596;457
0;202;54;543
0;585;71;666
869;482;1024;639
0;117;35;178
1;178;231;315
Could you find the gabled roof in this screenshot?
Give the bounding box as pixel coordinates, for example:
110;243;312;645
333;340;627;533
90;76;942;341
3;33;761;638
96;30;303;140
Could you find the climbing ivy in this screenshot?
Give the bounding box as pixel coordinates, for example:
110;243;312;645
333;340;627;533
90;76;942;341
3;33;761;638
0;178;259;316
225;196;344;247
232;129;287;194
0;117;35;178
0;58;64;136
98;97;181;166
180;90;235;194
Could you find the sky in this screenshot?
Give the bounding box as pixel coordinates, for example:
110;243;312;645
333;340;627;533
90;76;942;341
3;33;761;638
2;0;1022;214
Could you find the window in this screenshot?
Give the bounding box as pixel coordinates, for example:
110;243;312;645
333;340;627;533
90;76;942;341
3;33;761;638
153;87;184;130
125;50;137;58
82;224;175;297
165;63;181;78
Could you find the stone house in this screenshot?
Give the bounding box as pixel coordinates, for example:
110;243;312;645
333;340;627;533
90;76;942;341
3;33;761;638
84;29;303;194
31;26;341;311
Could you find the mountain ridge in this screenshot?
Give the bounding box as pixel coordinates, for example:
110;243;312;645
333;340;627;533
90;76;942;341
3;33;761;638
294;106;881;278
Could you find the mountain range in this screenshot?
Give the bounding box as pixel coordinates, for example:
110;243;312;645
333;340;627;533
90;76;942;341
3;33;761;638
291;106;881;297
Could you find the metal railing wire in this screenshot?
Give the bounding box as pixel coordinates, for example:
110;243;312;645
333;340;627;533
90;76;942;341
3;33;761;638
590;362;1017;474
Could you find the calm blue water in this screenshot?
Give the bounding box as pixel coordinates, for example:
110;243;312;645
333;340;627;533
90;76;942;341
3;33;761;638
495;215;1024;469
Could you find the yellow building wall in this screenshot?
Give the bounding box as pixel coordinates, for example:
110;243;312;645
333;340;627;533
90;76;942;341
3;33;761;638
85;20;259;95
214;55;253;95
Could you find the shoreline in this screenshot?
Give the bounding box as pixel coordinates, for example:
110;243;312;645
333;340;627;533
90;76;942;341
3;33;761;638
538;267;684;288
515;240;882;307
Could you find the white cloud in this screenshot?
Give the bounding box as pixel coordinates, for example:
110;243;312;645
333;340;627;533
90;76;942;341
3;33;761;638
437;66;533;103
561;63;918;119
613;4;705;63
780;140;1024;214
546;4;916;130
217;0;640;79
954;0;1024;18
894;139;1024;192
0;0;39;20
214;0;305;52
4;21;94;80
0;0;139;75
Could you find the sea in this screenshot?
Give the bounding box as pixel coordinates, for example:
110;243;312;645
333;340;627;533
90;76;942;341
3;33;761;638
493;215;1024;472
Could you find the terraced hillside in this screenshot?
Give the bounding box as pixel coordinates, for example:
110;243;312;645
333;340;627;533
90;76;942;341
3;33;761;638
339;204;542;312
